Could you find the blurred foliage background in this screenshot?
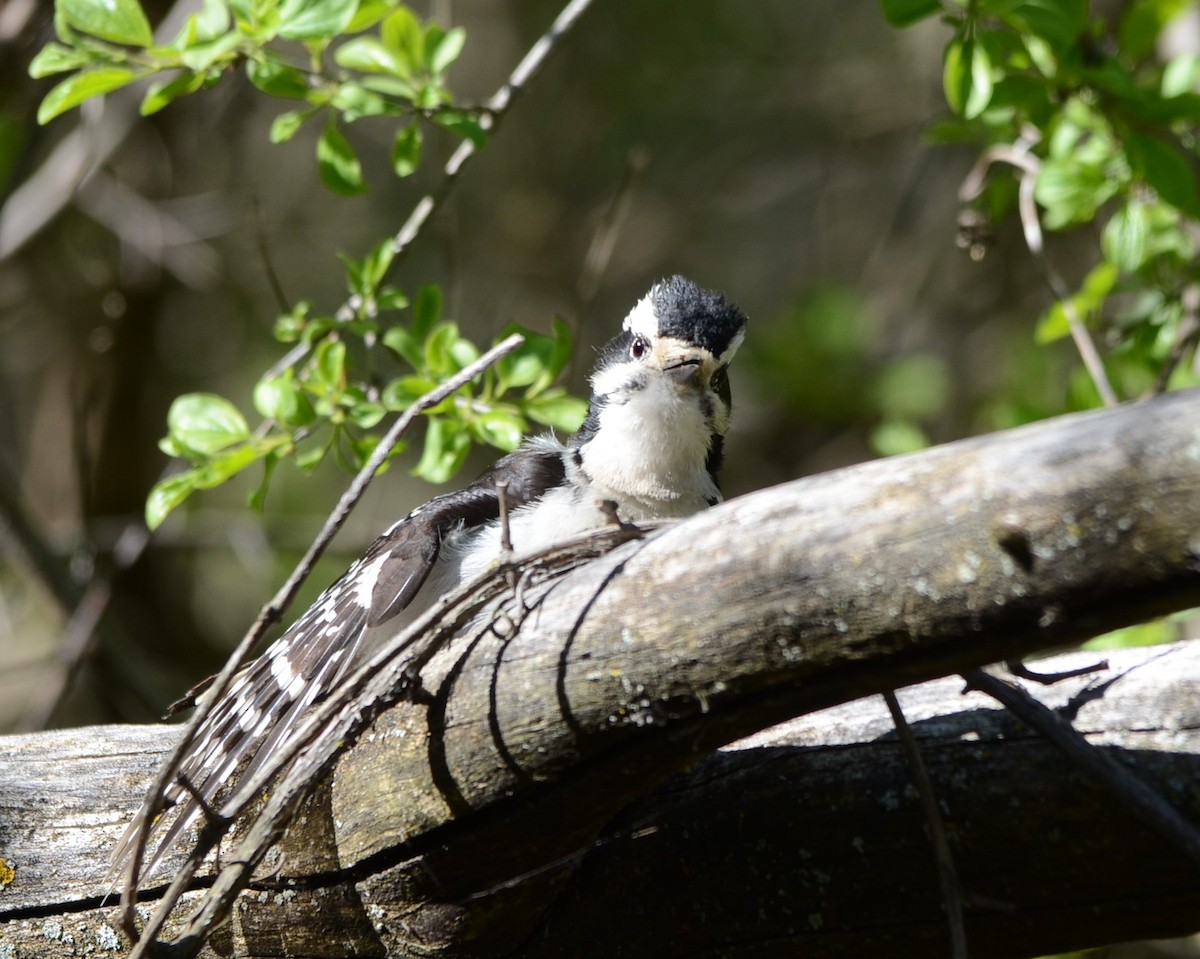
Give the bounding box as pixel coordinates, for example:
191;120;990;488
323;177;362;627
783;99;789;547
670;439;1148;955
0;0;1192;733
1;2;1199;956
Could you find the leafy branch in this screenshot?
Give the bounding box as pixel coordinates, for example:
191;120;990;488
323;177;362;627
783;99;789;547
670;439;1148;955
885;0;1200;404
30;0;591;530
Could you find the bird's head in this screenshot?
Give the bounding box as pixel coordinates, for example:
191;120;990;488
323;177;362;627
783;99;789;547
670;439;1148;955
572;276;747;513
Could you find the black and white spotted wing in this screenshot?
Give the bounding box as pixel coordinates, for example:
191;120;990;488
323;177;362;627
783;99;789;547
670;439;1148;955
115;445;566;882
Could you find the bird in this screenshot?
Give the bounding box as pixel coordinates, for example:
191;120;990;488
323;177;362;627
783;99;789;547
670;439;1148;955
115;274;747;883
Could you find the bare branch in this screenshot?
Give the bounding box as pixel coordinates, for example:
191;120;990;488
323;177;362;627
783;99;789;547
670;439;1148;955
964;665;1200;868
959;135;1119;407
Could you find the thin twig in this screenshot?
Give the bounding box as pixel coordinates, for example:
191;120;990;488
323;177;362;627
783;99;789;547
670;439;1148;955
577;145;648;304
963;666;1200;868
252;196;290;314
17;523;149;731
136;514;650;958
119;333;526;940
389;0;596;262
882;690;969;959
959;136;1119;407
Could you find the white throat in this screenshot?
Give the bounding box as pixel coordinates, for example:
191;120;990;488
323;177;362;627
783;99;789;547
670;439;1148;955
578;377;719;518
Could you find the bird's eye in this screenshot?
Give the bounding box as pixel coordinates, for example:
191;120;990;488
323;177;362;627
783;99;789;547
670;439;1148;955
630;336;650;359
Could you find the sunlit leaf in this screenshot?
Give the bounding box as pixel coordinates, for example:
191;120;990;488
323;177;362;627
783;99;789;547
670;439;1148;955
943;36;993;119
145;472;197;530
37;68;143;125
317;123;367;195
1102;201;1151;272
28;43;90;79
141;71;206;116
61;0;152;46
165;393;251;458
427;25;465;74
247;58;310;98
278;0;359;41
335;36;403;74
269;109;308;143
391;125;422;177
525;391;587;431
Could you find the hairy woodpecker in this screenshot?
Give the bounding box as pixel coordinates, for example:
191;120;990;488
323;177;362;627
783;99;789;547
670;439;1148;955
118;275;746;879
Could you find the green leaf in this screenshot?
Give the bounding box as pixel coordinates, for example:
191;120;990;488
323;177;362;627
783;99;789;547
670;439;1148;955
347;399;386;429
339;238;395;298
334;36;403;74
879;0;941;27
525;391;587;431
869;418;929;457
377;286;409;311
317;123;367;195
254;372;317;427
269;109;308;143
247;58;311;98
1162;54;1200;98
943;36;993;120
179;30;242;71
381;374;437;410
1102;201;1151;272
381;6;423;71
330;82;390;121
1034;262;1118;343
427;25;465;74
391;125;422;177
423;322;461;375
413;416;471;484
278;0;359;41
141;71;206;116
359;75;416;99
163;393;251;458
433;109;487;147
497;330;555;391
346;0;395;33
382;327;422;368
313;338;348;392
146;471;198;530
296;441;331;472
37;68;143;125
61;0;152;46
496;319;573;396
1127;132;1200;219
28;43;90;79
362;237;396;291
248;451;280;513
1034;152;1125;229
473;410;525;451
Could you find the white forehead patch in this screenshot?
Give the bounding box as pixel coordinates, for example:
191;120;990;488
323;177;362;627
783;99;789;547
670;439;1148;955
622;291;659;340
718;327;745;366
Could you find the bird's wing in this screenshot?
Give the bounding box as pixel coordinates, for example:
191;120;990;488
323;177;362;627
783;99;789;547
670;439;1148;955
115;443;566;885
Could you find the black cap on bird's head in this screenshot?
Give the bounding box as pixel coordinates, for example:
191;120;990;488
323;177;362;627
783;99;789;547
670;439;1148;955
643;275;747;361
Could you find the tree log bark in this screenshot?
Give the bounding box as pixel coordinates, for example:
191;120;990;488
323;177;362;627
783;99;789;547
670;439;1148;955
2;390;1200;956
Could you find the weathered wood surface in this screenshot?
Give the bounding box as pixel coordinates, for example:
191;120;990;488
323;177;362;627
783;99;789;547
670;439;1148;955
1;645;1198;957
1;390;1200;956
